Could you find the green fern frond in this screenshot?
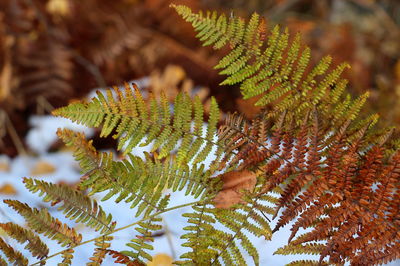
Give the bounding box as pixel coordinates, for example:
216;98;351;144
172;5;368;124
4;200;82;247
0;237;28;266
57;128;214;217
123;216;162;263
120;196;169;263
100;153;210;216
23;178;115;234
180;191;273;266
53;83;220;164
0;222;49;259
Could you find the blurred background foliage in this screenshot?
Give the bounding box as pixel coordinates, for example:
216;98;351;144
0;0;399;156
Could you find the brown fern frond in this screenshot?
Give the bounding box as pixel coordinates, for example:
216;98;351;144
0;222;49;259
274;113;310;213
354;242;400;265
216;107;399;264
289;149;400;264
59;248;74;266
88;236;113;265
15;34;73;104
0;237;28;266
4;200;82;247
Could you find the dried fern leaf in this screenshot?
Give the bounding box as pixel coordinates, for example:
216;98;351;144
0;237;28;266
0;222;49;259
59;248;74;266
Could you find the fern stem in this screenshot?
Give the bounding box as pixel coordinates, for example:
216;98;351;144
30;199;209;265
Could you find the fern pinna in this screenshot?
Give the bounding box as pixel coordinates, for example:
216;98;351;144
0;4;398;266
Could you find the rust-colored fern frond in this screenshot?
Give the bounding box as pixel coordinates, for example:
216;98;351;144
15;34;73;104
281;147;400;265
217;109;399;265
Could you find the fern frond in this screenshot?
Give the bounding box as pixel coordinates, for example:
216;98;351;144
0;222;49;259
281;148;400;264
123;216;163;263
0;237;28;266
59;248;74;266
214;108;399;265
57;129;214;217
274;243;325;256
181;205;237;265
104;250;143;265
4;200;82;247
23;178;115;234
88;235;113;265
172;5;354;121
53;83;220;164
181;190;273;266
56;128;102;190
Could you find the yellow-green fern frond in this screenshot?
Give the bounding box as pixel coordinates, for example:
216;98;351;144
122;197;168;263
180;205;235;265
0;237;28;266
23;178;116;234
57;129;215;217
53;83;220;165
274;243;325;256
123;216;162;263
180;192;274;266
172;5;358;122
57;128;126;193
99;154;209;217
0;223;49;259
4;200;82;247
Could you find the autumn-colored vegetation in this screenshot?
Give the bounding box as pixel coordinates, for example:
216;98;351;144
0;1;399;265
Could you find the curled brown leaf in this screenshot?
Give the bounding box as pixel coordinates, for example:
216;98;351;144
213;170;256;209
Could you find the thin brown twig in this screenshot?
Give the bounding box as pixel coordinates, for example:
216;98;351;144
0;110;27;155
